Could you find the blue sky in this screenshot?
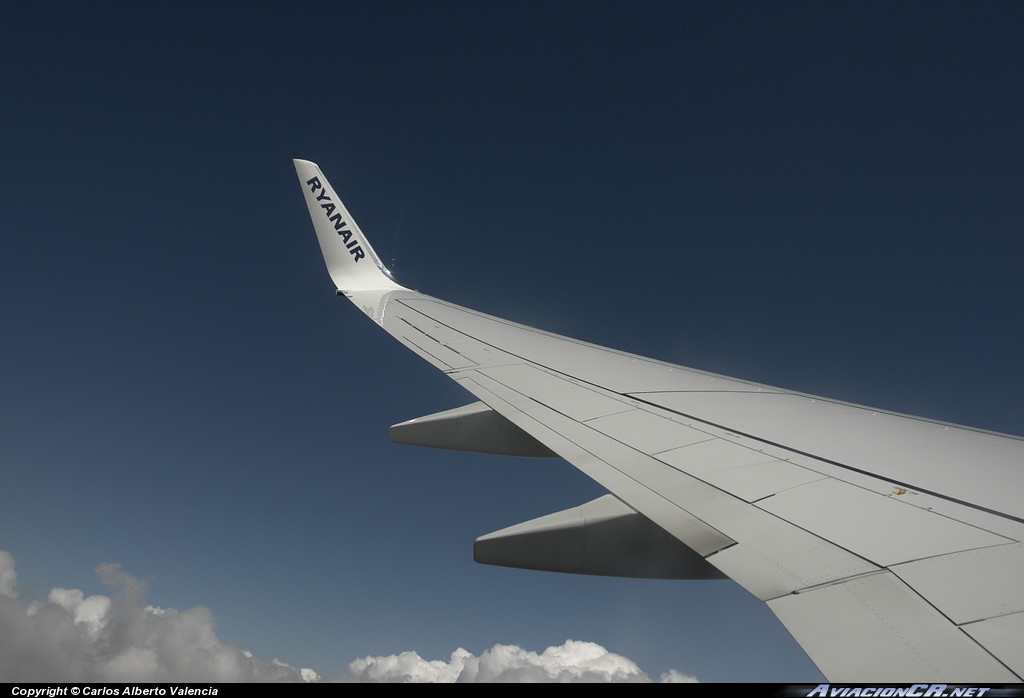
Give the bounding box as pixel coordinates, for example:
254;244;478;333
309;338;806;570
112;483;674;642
2;1;1023;682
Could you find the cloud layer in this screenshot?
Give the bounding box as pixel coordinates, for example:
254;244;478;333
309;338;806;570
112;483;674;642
0;552;315;682
344;642;697;683
0;552;695;683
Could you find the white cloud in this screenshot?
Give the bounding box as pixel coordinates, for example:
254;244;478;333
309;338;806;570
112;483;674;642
0;551;16;598
0;552;316;683
0;552;697;684
342;640;698;683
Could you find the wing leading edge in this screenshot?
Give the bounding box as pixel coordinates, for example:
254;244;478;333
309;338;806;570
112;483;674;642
294;159;1024;681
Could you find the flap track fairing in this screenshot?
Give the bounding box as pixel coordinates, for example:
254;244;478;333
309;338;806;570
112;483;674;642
390;401;558;457
474;495;726;580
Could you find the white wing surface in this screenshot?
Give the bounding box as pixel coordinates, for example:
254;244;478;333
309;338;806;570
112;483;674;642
294;159;1024;681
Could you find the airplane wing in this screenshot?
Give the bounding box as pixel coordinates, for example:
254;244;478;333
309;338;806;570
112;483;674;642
293;159;1024;681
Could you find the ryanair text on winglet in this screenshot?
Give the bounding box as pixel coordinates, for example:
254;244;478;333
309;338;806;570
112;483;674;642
305;176;365;262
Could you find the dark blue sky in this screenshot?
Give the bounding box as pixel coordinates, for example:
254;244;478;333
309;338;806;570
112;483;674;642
2;1;1022;682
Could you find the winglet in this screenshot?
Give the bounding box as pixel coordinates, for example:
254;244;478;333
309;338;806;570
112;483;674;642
293;159;404;293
